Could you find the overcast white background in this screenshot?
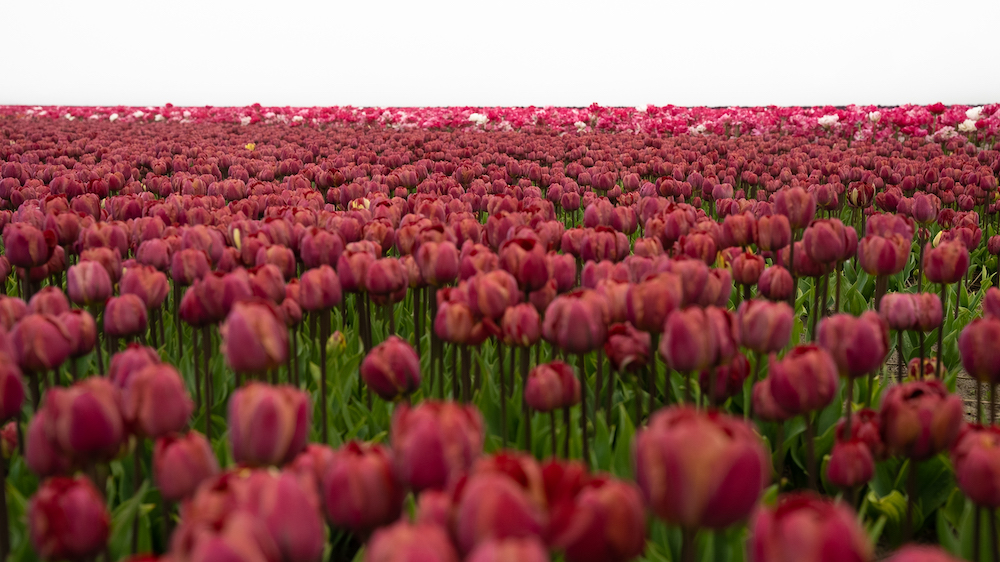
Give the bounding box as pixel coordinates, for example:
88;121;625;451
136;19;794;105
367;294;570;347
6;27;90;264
5;0;999;108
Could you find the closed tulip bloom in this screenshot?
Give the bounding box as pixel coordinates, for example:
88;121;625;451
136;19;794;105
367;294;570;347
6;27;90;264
499;236;550;292
547;477;646;562
951;424;1000;508
758;265;793;301
103;294;148;338
221;300;288;373
752;378;793;423
57;310;98;358
699;353;751;406
248;264;286;304
391;401;484;491
737;299;793;354
548;252;577;293
836;408;887;461
79;247;123;284
365;257;407;296
108;344;161;388
774;187;816;231
242;470;325;562
414;490;452;528
298;265;342;311
660;307;720;372
857;234;909;276
466;270;520;319
959;317;1000;384
720;212;757;248
170;248;211;286
120;264;169;309
816;312;889;378
361;336;421;401
880;379;963;460
416;240;460;287
322;441;404;534
453;473;545;554
731;251;765;286
337;247;376;294
913;292;942;332
43;377;125;463
543;290;608;355
256;244;297;280
768;345;839;415
826;438;875;489
466;538;549;562
749;492;873;562
28;286;70;316
500;303;541;347
604;322;650;373
181;510;281;562
985;287;1000;319
135;238;172;272
300;227;345;269
153;431;220;502
66;260;113;307
625;272;683;333
757;214;791;252
26;409;73;477
0;296;27;330
0;362;25;422
364;521;459;562
121;364;193;438
434;299;476;345
524;361;580;412
923;239;969;284
886;546;962;562
803;219;848;264
634;406;769;529
29;476;110;562
3;222;55;268
228;382;310;466
879;293;916;331
10;313;72;372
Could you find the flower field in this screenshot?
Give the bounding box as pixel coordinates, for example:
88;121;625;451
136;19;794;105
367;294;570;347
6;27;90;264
0;102;999;562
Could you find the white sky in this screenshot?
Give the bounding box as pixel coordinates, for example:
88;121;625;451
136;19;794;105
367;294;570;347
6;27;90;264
5;0;999;108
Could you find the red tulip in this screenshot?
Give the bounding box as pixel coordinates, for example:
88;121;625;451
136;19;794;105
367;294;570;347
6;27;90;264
228;382;310;466
543;289;608;355
221;300;288;373
391;401;483;492
103;294;149;338
153;431;220;502
453;473;545;554
56;310;98;358
625;272;683;333
826;438;875;489
28;286;69;316
767;345;839;415
120;264;169;309
749;492;873;562
42;377;125;464
923;239;969;284
879;379;963;461
547;476;647;562
816;312;889;378
364;521;459;562
121;364;193;438
524;361;581;412
951;424;1000;508
66;260;113;307
29;476;110;561
361;336;422;400
758;265;793;301
736;299;793;354
603;322;650;373
959;317;1000;384
322;441;404;534
10;313;71;372
298;265;342;311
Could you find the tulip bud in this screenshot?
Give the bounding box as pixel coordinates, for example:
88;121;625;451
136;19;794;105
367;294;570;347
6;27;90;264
951;424;1000;508
736;299;793;354
774;187;816;231
913;292;942;332
221;300;289;373
749;492;873;562
453;473;545;554
170;248;211;286
43;377;125;464
3;222;55;268
28;286;70;316
153;431;220;502
886;546;962;562
466;270;520;319
0;362;25;422
959;317;1000;384
634;406;769;529
136;238;172;272
416;240;460;287
625;272;683;333
10;313;71;372
26;408;73;477
322;441;404;534
249;264;286;304
923;239;969;285
104;294;149;338
121;264;170;310
121;365;193;438
880;379;963;460
857;234;910;276
826;438;875;489
758;265;793;301
66;260;113;307
228;382;310;466
391;401;484;491
242;470;325;562
500;303;541;347
543;290;608;355
816;312;889;378
879;293;916;331
0;296;27;330
29;476;110;561
300;227;345;269
547;477;647;562
699;353;751;406
108;344;161;388
768;344;839;415
365;257;407;296
364;521;460;562
752;377;793;422
659;306;729;372
298;265;343;311
57;309;98;359
524;361;581;412
361;336;421;401
731;251;765;286
802;219;848;264
80;247;123;284
757;214;791;252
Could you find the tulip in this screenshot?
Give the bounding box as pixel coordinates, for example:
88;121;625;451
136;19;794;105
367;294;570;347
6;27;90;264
774;186;816;231
414;490;452;528
153;431;220;502
542;289;607;355
80;247;123;284
816;312;889;378
242;470;325;562
466;270;520;319
499;236;550;292
28;476;110;561
879;380;963;461
228;382;310;466
768;345;839;415
886;546;962;562
0;363;24;422
466;538;549;562
364;521;460;562
659;307;730;373
108;344;161;388
0;297;27;330
959;317;1000;384
500;303;541;348
41;377;125;464
603;323;650;373
749;492;873;562
757;214;791;252
66;260;113;307
634;406;769;529
857;234;909;276
25;408;72;477
298;265;342;311
28;286;70;316
10;313;71;373
361;336;422;400
524;361;581;412
736;299;793;354
56;310;98;359
923;239;969;285
391;401;483;491
249;264;286;304
752;378;792;423
170;248;211;286
416;240;460;287
121;364;193;438
836;408;886;461
221;300;288;374
453;473;545;554
913;292;942;332
547;477;647;562
322;441;404;534
103;294;149;338
802;219;847;264
758;265;793;301
826;438;875;489
179;510;281;562
879;293;916;331
698;353;751;406
951;424;1000;508
731;251;765;287
3;222;55;269
625;272;683;333
135;238;171;272
365;257;407;296
337;247;376;294
120;264;169;309
299;227;345;269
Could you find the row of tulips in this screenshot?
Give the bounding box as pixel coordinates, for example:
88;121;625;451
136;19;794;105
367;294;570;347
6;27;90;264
0;112;997;561
4;103;999;141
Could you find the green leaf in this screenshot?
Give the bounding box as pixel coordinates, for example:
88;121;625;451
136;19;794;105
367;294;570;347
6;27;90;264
613;404;636;479
108;479;151;560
